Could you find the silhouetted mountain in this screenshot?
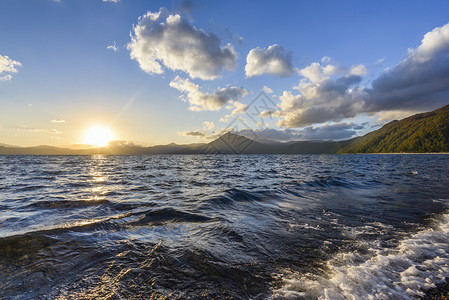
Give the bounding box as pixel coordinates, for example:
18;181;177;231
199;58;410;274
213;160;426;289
282;140;355;154
2;105;449;155
0;143;18;148
201;132;265;154
0;145;82;155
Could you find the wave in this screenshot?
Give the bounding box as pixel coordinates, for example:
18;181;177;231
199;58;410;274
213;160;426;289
25;199;110;209
13;185;48;192
128;207;215;227
0;212;133;240
272;212;449;299
200;188;274;210
304;176;354;189
0;233;57;259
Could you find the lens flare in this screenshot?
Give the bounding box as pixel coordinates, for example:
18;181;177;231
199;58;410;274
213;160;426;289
82;125;114;147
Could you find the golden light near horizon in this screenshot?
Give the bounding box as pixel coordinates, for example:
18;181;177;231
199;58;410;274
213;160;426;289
82;125;115;147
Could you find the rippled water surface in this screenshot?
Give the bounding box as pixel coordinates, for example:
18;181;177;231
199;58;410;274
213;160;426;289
1;154;449;299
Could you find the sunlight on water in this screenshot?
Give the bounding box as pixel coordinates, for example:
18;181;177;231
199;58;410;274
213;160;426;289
0;154;448;298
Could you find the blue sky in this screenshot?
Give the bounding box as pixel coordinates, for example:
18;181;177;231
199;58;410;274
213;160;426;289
1;0;449;147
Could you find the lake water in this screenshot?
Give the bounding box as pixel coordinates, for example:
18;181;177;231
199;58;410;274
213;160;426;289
1;154;449;299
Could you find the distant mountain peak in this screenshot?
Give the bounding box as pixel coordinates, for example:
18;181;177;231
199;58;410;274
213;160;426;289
203;132;259;154
2;105;449;155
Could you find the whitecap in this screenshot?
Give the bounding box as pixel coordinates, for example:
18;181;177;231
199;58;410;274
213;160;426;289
272;214;449;299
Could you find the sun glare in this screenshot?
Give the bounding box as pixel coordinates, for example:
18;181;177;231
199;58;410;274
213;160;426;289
82;125;114;147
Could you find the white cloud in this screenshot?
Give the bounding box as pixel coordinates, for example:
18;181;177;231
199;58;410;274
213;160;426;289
376;57;385;65
107;41;118;52
259;110;275;118
412;23;449;63
0;75;12;81
245;44;295;77
299;62;340;83
375;110;416;122
349;64;367;76
262;86;273;94
299;62;327;83
0;54;21;81
227;101;248;114
170;76;248;111
276;60;366;127
366;22;449;113
103;0;119;3
128;8;237;80
322;64;339;76
219;114;232;123
204;127;234;140
274;22;449;128
202;121;215;130
321;56;332;63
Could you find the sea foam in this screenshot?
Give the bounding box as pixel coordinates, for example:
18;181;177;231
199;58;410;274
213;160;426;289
272;212;449;299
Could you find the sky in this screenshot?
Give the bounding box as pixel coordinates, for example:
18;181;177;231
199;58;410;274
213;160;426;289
1;0;449;147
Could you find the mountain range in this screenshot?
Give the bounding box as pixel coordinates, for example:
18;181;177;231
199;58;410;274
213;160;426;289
1;104;448;155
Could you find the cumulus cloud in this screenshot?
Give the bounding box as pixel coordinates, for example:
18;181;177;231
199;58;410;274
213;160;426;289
128;8;237;80
227;101;248;114
0;54;21;81
202;121;215;130
170;76;248;111
245;44;295;77
365;22;449;113
299;62;340;83
276;70;365;127
219;114;232;123
349;64;367;75
178;130;207;137
262;86;273;94
275;22;449;128
259;110;275;118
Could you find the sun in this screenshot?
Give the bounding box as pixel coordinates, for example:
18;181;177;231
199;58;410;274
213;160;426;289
82;125;115;147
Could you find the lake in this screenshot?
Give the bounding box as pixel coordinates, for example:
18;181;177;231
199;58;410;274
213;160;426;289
1;154;449;299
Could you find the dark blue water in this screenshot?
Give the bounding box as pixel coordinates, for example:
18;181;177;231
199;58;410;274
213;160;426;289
1;154;449;299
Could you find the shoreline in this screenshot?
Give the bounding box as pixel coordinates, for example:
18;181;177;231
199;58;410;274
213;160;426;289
1;152;449;156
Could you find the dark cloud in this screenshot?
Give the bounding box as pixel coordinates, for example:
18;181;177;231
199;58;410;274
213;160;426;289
366;46;449;112
237;122;361;142
178;130;207;137
276;74;364;127
276;22;449;128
